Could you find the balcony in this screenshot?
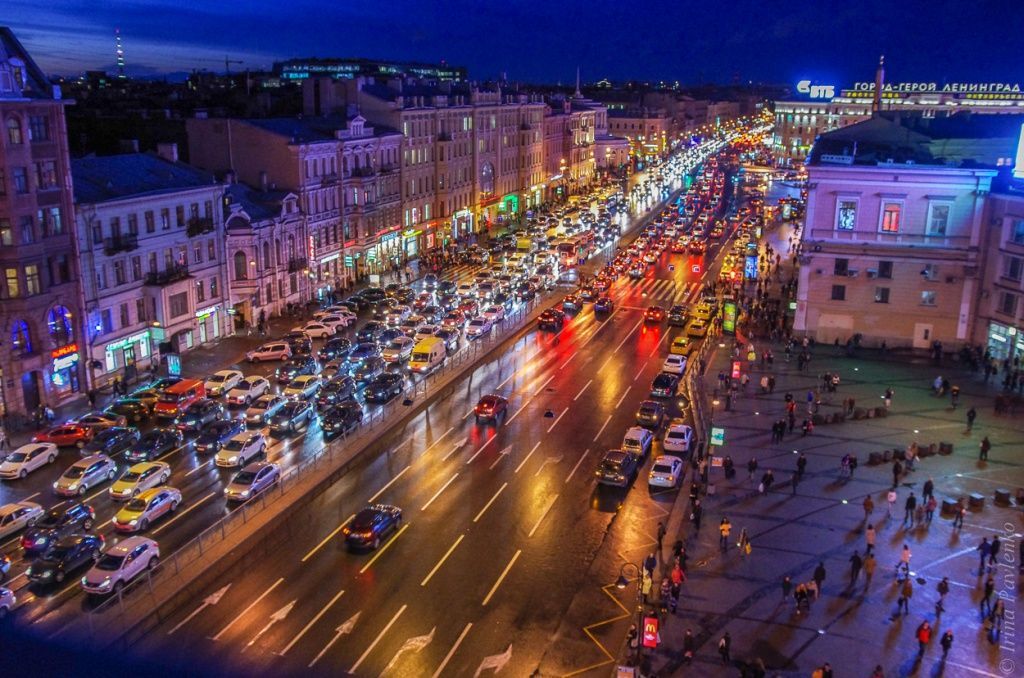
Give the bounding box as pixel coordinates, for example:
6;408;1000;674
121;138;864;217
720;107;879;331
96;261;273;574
288;257;308;273
350;166;377;178
103;234;139;255
144;264;190;286
379;164;398;175
186;217;215;238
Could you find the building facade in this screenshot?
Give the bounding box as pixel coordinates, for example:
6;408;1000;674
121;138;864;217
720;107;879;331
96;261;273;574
607;108;671;168
0;29;85;416
72;150;229;387
977;191;1024;362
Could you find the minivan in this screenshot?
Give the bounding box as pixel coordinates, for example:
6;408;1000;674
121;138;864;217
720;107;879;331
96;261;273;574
621;426;654;460
409;337;446;373
153;379;206;420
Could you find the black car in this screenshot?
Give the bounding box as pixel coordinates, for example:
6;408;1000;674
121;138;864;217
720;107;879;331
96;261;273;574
194;419;246;453
282;331;313;355
125;428;184;463
340;296;368;312
316;376;356;410
434;328;461;353
379;328;404;345
318;337;353;362
82;427;140;456
347;342;381;365
538;308;566;331
276;355;319;383
344;504;403;550
650;373;680;398
353;356;386;386
517;282;537;301
268;400;314;435
21;503;95;554
356;321;387;344
594;296;614;314
437;293;459;311
175;399;225;432
635;400;666;428
104;398;151;423
392;287;415;304
437;280;457;295
595;450;641;487
361;287;387;304
419;305;443;324
383;283;402;298
320;400;364;436
364;373;404;403
668;305;689;327
26;534;104;586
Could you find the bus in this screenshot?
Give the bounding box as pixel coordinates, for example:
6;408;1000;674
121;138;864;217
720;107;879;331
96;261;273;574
556;232;596;270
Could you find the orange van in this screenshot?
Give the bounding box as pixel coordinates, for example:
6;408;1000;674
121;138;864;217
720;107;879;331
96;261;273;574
153;379;206;419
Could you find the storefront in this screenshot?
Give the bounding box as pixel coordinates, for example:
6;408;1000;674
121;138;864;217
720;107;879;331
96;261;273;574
451;209;473;242
403;229;422;259
102;329;153;379
317;253;340;300
195;304;223;344
50;343;82;397
986;321;1024;362
365;229;403;273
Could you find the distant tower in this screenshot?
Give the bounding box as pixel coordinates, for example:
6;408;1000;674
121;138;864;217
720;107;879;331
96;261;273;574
115;27;126;79
871;55;885;114
574;66;581;98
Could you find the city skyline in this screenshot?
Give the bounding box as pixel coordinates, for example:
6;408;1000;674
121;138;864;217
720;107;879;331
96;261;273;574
6;0;1024;85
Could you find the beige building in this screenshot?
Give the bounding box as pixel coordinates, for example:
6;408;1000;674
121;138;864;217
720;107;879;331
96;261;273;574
607;108;671;166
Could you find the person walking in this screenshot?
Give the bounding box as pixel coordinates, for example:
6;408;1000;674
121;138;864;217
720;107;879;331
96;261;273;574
915;620;931;656
898;577;913;615
990;599;1006;636
690;499;703;533
981;575;996;615
899;544;912;576
940;629;954;658
813;561;826;597
990;535;1002;567
738;527;751;559
682;628;696;663
719;517;732;551
865;524;876;554
781;575;792;602
922;478;934;501
966;406;977;430
979;436;991;460
747;457;758;482
656;521;666;554
849;551;863;585
796;453;807;479
903;492;917;527
0;427;7;454
936;577;950;613
977;537;991;574
718;632;731;664
884;386;893;409
953;502;966;529
863;553;876;587
925;495;937;524
886;489;897;521
892;460;903;488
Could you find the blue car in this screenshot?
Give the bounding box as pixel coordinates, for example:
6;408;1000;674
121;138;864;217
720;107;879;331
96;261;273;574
344;504;403;550
347;342;381;365
594;296;614;314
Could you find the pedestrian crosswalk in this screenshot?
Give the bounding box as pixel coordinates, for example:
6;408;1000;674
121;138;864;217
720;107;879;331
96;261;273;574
615;278;699;304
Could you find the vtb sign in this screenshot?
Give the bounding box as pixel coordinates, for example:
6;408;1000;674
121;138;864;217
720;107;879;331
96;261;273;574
796;80;835;99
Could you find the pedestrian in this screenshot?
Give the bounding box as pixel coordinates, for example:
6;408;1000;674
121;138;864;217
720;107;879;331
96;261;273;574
670;562;685;587
870;665;884;678
87;388;97;408
925;495;937;523
863;495;874;522
760;469;774;493
865;524;876;554
903;492;917;526
977;537;991;574
781;575;792;602
966;406;976;430
813;561;826;596
953;502;966;529
796;453;807;478
898;577;913;614
794;583;809;613
884;386;893;409
0;427;6;454
979;436;991;460
690;499;702;532
940;629;953;657
990;535;1001;566
914;504;925;528
899;544;912;576
643;552;657;578
991;599;1006;634
682;628;696;663
718;632;731;664
936;577;950;612
915;620;931;656
738;527;750;558
656;520;666;553
863;553;876;586
887;489;897;521
849;550;862;585
747;457;758;482
719;517;732;551
981;574;996;615
922;478;934;501
892;460;903;487
640;571;652;602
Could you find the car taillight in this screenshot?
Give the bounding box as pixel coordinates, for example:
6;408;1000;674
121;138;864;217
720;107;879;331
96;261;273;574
88;507;96;518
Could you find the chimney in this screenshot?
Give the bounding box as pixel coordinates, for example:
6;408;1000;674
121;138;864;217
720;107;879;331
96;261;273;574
259;171;269;192
156;142;179;163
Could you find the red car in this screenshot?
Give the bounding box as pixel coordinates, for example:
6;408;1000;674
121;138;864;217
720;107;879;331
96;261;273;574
33;424;94;448
474;394;509;423
644;306;666;323
458;299;479;317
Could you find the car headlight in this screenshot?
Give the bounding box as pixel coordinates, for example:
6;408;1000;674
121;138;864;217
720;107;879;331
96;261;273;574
240;490;250;498
53;482;59;489
229;456;239;463
129;519;138;526
35;537;46;545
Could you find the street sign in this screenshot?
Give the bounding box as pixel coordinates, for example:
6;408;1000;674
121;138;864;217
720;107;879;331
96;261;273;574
344;255;354;267
166;353;181;377
710;427;725;446
642;615;660;648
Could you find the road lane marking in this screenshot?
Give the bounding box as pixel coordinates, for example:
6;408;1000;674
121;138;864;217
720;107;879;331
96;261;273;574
528;495;558;538
358;522;410;574
565;448;591;484
367;465;410;504
488;445;512;470
152;491;215;535
211;576;284;641
482;549;522;606
615;386;631;409
157;442;191;462
598;353;615;372
514;441;541;474
573;379;593;401
349;604;407;674
422;426;454;455
546;407;569;433
430;622;472;678
533;373;555;395
421;474;459;511
633;364;646;381
613;318;644;354
443;437;469;462
309;611;360;668
420;534;464;586
593;415;612;442
473;483;507;523
301;514;355;562
465;436;494;464
186;458;214;477
277;586;345;656
558;350;578;370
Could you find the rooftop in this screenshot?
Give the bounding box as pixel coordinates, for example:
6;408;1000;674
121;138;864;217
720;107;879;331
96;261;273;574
244;115;400;143
0;27;58;101
71;153;217;204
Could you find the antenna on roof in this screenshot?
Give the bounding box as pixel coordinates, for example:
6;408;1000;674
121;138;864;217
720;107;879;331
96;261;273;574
115;28;126;79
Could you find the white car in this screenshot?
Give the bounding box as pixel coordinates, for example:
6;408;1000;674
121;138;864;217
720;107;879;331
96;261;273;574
245;394;286;425
53;454;117;497
663;422;694;454
662;354;688;375
465;317;494;338
643;252;658;264
283;374;322;400
319;314;353;331
109;462;171;501
215;431;267;468
482;305;506;322
294;322;335;339
456;283;476;297
414;325;440;342
204;369;244;398
0;587;13;619
0;443;58;480
385;305;412;326
81;536;159;595
227;376;271;406
0;501;44;539
382;337;415;363
649;455;684;488
246;342;292;363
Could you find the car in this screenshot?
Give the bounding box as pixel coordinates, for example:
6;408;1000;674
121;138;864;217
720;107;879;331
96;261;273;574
109;462;171;501
321;359;348;378
81;536;159;595
113;486;181;532
26;534;105;586
650;373;680;398
433;328;461;353
276;355;320;383
361;286;387;304
474;394;508;423
441;310;466;329
318;314;353;331
635;400;666;428
174;399;225;432
0;443;59;480
0;501;44;539
21;503;95;554
195;419;246;454
538;308;566;332
482;305;506;322
348;342;382;365
320;401;363;437
294;321;334;339
663;422;694;454
318;337;353;362
458;299;479;317
32;424;94;448
283;374;323;400
75;411;127;430
662;354;688;375
364;373;405;403
465;317;494;338
316;376;357;409
649;455;685;489
456;282;475;297
54;454;117;497
148;377;183;392
246;342;292;363
225;461;281;502
204;370;244;398
594;296;614;314
282;331;313;355
353;356;386;386
667;305;689;327
215;431;267;467
225;376;270;407
125;428;183;463
385;305;412;327
561;293;582;312
579;286;597;302
669;336;693;356
104;398;151;423
81;426;140;457
622;426;654;459
356;321;387;344
382;337;415;363
644;306;666;323
245;394;287;425
344;504;403;550
692;303;712;320
414;324;441;343
595;450;640;487
686;319;708;337
268;400;314;435
422;273;438;290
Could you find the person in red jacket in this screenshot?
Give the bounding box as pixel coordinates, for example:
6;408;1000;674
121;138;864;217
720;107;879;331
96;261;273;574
916;620;932;656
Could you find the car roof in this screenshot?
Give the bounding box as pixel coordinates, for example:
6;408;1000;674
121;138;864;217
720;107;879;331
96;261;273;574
667;423;693;433
230;431;261;442
134;486;175;501
213;369;241;377
127;461;166;472
74;454;111;466
104;535;155;555
0;501;40;516
603;450;628;462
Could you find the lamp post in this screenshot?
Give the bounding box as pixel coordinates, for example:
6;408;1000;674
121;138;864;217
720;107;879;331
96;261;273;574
711;398;720;426
615;562;645;664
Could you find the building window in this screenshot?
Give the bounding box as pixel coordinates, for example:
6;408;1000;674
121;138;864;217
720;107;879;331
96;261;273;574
192;243;202;264
92;223;102;245
878;260;893;279
168;292;189;318
833;258;849;276
47;207;62;235
113;260;126;286
207;239;216;261
921;290;937;306
922;263;938;281
233;251;247;280
210;276;219;298
0;169;5;197
161;208;171;230
28;115;49;142
926;201;951;236
136;298;149;322
875;287;890;304
879;201;902;233
24;264;40;295
1003;256;1023;282
131;256;142;281
127;214;138;236
119;303;130;328
53;254;70;284
12;167;28;194
4;268;18;297
35;161;57;190
101;310;113;335
998;291;1018;317
835;198;857;231
0;219;9;246
10;319;31;356
175;205;185;228
48;305;74;346
196;279;205;302
830;284;846;301
6;118;22;145
145;211;155;233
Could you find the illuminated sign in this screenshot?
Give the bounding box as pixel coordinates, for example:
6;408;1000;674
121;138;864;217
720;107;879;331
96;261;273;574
642;616;659;648
308;235;315;261
51;343;79;359
319;253;340;265
167;354;182;377
796;79;835;99
105;330;151;353
744;255;759;281
852;81;1022;94
1015;123;1024;181
710;427;725;446
723;301;737;335
731;360;742;380
52;351;79;372
195;304;219;319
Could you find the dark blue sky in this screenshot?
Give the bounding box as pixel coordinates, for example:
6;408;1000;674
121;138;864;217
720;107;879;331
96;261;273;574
6;0;1024;86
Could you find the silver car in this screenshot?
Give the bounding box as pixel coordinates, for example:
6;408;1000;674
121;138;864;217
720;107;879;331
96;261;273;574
53;455;117;497
224;461;280;502
244;394;286;425
0;501;44;539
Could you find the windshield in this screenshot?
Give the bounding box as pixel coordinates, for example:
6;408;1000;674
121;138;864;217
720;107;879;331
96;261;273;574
6;452;28;463
387;341;405;350
601;460;623;472
653;464;674;474
237;380;255;390
95;554;126;571
43;544;74;560
223;439;244;451
233;471;256;484
121;471;143;482
209;375;226;383
250;400;270;410
37;512;61;528
411;352;429;362
158;393;182;404
667;431;687;439
62;467;86;479
126;498;147;511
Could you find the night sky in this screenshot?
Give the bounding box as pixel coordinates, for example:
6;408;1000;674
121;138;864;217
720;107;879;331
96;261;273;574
5;0;1024;86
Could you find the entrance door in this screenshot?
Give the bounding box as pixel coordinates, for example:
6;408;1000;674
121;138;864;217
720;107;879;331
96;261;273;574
913;323;933;350
198;320;208;344
21;371;41;412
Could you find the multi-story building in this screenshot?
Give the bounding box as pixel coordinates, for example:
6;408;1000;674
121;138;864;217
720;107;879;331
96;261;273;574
543;97;597;201
0;28;85;416
281;57;467;85
977;185;1024;362
606;108;671;167
794;113;1023;350
71;148;228;386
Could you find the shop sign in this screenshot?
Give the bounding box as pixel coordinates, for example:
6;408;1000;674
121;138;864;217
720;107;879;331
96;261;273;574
51;343;79;359
106;330;151;353
796;80;835;99
167;353;182;377
710;427;725;446
344;255;354;267
308;235;315;261
744;255;759;281
852;81;1022;94
723;301;737;335
195;304;219;319
402;229;423;239
642;616;659;648
380;231;400;243
51;347;80;373
319;252;340;264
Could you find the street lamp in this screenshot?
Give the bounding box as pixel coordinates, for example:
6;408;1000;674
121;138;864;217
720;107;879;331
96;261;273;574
711;398;720;425
615;562;645;664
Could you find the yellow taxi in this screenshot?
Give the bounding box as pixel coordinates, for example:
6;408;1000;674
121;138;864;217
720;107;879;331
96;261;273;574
670;336;693;355
113;486;181;533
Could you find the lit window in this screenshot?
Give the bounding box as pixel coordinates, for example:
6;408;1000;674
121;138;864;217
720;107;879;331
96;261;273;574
835;199;857;230
920;291;937;306
880;202;902;233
